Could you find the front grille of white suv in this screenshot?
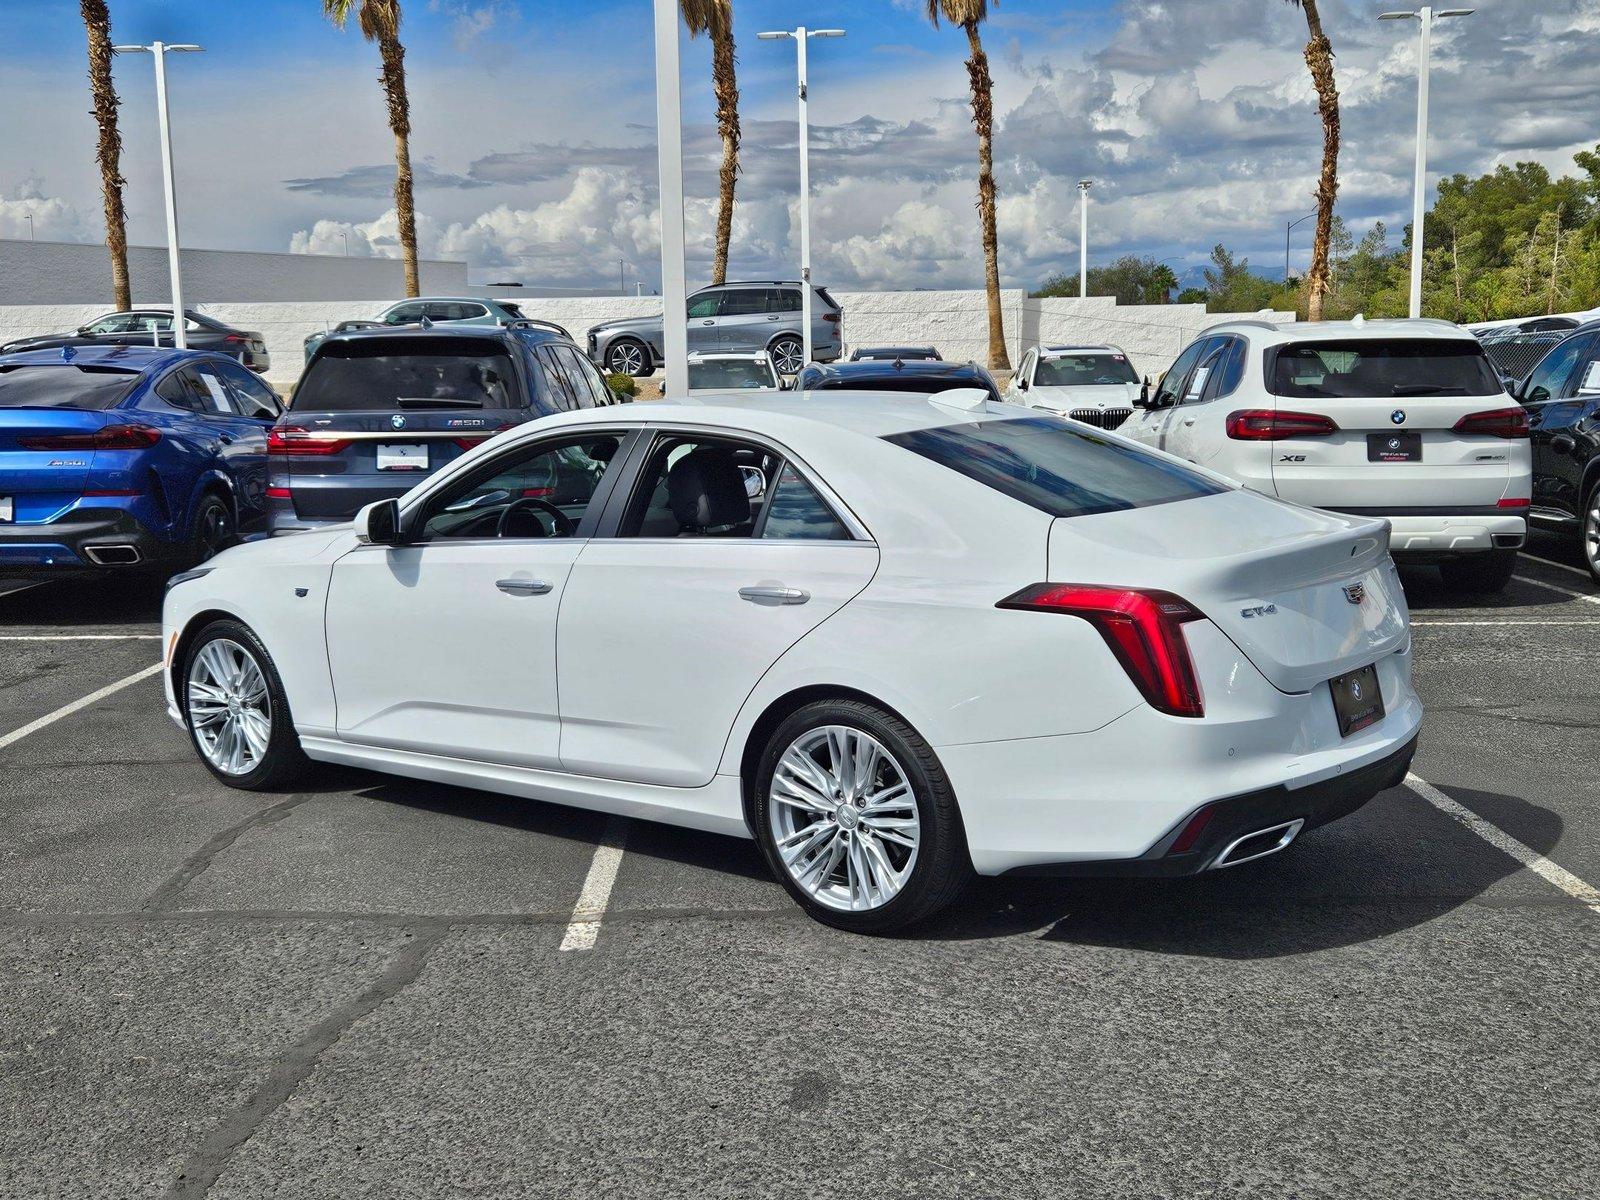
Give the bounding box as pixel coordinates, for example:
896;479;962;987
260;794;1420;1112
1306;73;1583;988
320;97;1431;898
1069;407;1133;430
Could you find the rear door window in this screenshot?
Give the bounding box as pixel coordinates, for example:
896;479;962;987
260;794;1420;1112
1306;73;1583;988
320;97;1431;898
0;365;139;409
212;359;280;418
293;338;519;412
1519;333;1592;404
884;414;1228;518
1269;339;1502;398
719;290;770;316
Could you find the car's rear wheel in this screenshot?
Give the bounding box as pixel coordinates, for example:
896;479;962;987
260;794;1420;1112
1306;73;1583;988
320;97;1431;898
183;619;310;791
769;335;805;376
752;699;970;934
605;338;650;378
188;493;233;567
1582;481;1600;585
1439;548;1517;593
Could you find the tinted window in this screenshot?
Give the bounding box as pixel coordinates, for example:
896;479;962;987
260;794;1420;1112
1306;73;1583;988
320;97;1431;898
719;290;770;316
1183;341;1228;404
420;435;623;540
191;364;242;415
687;293;720;319
1270;339;1502;398
85;314;135;334
1154;339;1209;406
0;365;139;410
155;367;197;409
762;465;849;540
536;346;578;410
294;339;518;412
1034;354;1138;387
688;359;776;390
384;304;425;325
1520;333;1590;404
883;414;1228;518
1214;337;1248;398
622;435;776;538
551;346;597;409
772;289;803;314
212;359;280;418
561;347;613;407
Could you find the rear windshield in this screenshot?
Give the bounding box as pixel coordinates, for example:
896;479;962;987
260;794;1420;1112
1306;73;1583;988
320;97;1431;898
1035;354;1138;387
1269;339;1502;398
0;365;139;410
884;414;1227;518
294;339;518;412
689;360;775;390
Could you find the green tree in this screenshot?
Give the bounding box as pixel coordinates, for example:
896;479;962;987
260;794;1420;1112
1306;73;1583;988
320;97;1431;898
1033;255;1178;304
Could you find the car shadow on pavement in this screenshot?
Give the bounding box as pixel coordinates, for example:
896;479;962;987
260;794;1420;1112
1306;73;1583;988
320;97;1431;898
1396;566;1567;612
912;783;1564;958
0;576;165;627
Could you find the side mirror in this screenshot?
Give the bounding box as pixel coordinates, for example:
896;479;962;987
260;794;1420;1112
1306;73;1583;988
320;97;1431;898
1138;380;1151;407
354;498;404;546
1015;376;1029;392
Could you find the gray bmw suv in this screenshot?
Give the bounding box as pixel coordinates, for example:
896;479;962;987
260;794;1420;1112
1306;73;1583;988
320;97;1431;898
586;281;842;378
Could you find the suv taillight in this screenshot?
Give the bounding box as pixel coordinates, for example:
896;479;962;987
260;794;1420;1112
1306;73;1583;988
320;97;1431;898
998;584;1206;717
267;426;351;455
822;312;840;323
1453;407;1529;439
19;424;161;450
453;423;515;451
1225;409;1339;440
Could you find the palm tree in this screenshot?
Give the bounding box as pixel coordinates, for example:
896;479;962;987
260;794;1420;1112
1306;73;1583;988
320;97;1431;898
926;0;1009;371
1287;0;1340;321
324;0;420;296
682;0;740;286
81;0;131;311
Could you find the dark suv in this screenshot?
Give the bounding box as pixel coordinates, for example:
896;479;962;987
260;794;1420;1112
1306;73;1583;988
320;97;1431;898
586;281;843;378
1512;319;1600;580
270;325;620;533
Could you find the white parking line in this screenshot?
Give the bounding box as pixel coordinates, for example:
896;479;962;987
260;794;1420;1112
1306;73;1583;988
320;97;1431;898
1411;620;1600;627
1514;574;1600;606
0;581;43;599
559;815;630;952
0;634;162;641
0;662;164;754
1406;773;1600;916
1517;551;1594;582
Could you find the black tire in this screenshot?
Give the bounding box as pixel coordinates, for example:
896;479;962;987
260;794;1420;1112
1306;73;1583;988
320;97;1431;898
751;699;971;934
1439;548;1517;593
1582;480;1600;586
187;492;234;568
768;334;805;377
605;338;651;379
181;618;311;791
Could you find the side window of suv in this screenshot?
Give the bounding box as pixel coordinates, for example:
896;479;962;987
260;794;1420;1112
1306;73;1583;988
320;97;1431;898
771;289;803;313
155;366;198;410
536;346;577;411
686;292;721;319
719;289;769;316
384;303;425;326
1522;333;1593;404
1155;339;1210;407
213;359;281;418
1209;337;1248;400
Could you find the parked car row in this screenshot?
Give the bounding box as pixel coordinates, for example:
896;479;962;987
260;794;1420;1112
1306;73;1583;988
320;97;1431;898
0;309;271;373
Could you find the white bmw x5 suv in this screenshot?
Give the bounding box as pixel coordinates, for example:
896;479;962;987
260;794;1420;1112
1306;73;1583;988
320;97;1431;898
1120;318;1531;592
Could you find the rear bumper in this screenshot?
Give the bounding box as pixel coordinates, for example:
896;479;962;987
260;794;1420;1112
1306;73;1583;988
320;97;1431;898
999;734;1417;877
1338;510;1527;558
0;509;177;572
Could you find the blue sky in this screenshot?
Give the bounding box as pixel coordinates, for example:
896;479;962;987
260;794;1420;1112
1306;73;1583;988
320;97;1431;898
2;0;1595;291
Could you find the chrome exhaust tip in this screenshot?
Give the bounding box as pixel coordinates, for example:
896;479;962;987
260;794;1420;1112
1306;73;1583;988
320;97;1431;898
1211;818;1305;870
83;544;142;566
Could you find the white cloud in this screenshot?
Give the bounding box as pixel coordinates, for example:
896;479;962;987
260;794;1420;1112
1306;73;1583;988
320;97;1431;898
0;178;94;243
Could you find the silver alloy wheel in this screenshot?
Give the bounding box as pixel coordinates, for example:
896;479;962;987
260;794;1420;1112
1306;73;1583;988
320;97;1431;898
771;338;804;376
609;341;645;376
1586;495;1600;572
768;725;920;912
187;638;271;776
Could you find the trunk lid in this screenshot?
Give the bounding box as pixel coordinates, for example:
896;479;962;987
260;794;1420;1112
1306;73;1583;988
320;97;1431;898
1048;488;1408;694
0;407;112;518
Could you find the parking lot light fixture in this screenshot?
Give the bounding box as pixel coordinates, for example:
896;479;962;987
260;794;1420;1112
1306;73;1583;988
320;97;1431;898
760;27;845;369
1078;180;1092;298
112;42;202;350
1286;211;1317;283
1378;7;1473;319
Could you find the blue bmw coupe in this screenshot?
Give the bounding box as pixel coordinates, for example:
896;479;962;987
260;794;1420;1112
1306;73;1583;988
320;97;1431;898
0;344;282;577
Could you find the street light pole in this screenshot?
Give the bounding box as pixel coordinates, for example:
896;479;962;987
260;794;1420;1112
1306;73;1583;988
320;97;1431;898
760;26;845;370
1078;180;1092;298
1285;211;1317;283
1380;7;1472;319
113;41;202;349
653;0;690;396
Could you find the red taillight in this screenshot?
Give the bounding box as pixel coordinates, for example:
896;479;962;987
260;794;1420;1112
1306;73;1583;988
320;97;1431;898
822;312;841;323
18;424;161;451
1497;497;1530;509
1453;407;1529;439
268;426;350;455
998;583;1206;717
267;486;292;499
223;334;247;344
453;423;515;451
1226;409;1339;440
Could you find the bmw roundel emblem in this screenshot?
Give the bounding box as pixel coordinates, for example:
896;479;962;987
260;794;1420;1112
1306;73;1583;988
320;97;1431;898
1351;679;1363;701
390;414;406;430
1390;410;1406;425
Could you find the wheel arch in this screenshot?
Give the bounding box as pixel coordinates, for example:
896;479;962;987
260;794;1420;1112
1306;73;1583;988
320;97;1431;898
169;606;249;707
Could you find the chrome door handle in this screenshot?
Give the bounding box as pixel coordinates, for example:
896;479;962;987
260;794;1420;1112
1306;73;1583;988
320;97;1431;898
701;319;716;325
767;315;780;320
496;578;552;596
739;586;809;606
1182;417;1196;426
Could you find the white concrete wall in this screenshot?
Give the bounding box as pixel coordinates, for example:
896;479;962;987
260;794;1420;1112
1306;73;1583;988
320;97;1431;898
0;292;1296;391
0;239;467;305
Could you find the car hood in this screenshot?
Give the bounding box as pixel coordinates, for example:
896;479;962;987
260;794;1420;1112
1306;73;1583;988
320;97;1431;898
589;315;662;336
1025;382;1141;409
1;333;85;352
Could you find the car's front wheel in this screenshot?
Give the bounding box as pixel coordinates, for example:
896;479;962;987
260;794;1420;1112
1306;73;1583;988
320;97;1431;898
752;699;970;934
183;619;310;791
1439;548;1517;593
605;338;650;378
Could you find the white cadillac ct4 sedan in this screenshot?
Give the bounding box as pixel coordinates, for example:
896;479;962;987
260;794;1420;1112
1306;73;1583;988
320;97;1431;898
162;391;1423;933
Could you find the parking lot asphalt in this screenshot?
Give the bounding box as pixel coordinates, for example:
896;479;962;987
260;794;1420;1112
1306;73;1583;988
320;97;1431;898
1;535;1597;1199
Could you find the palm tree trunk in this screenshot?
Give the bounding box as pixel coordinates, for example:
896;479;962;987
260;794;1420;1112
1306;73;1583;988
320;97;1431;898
963;21;1009;371
1299;0;1339;323
709;21;740;286
377;34;420;297
81;0;130;311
